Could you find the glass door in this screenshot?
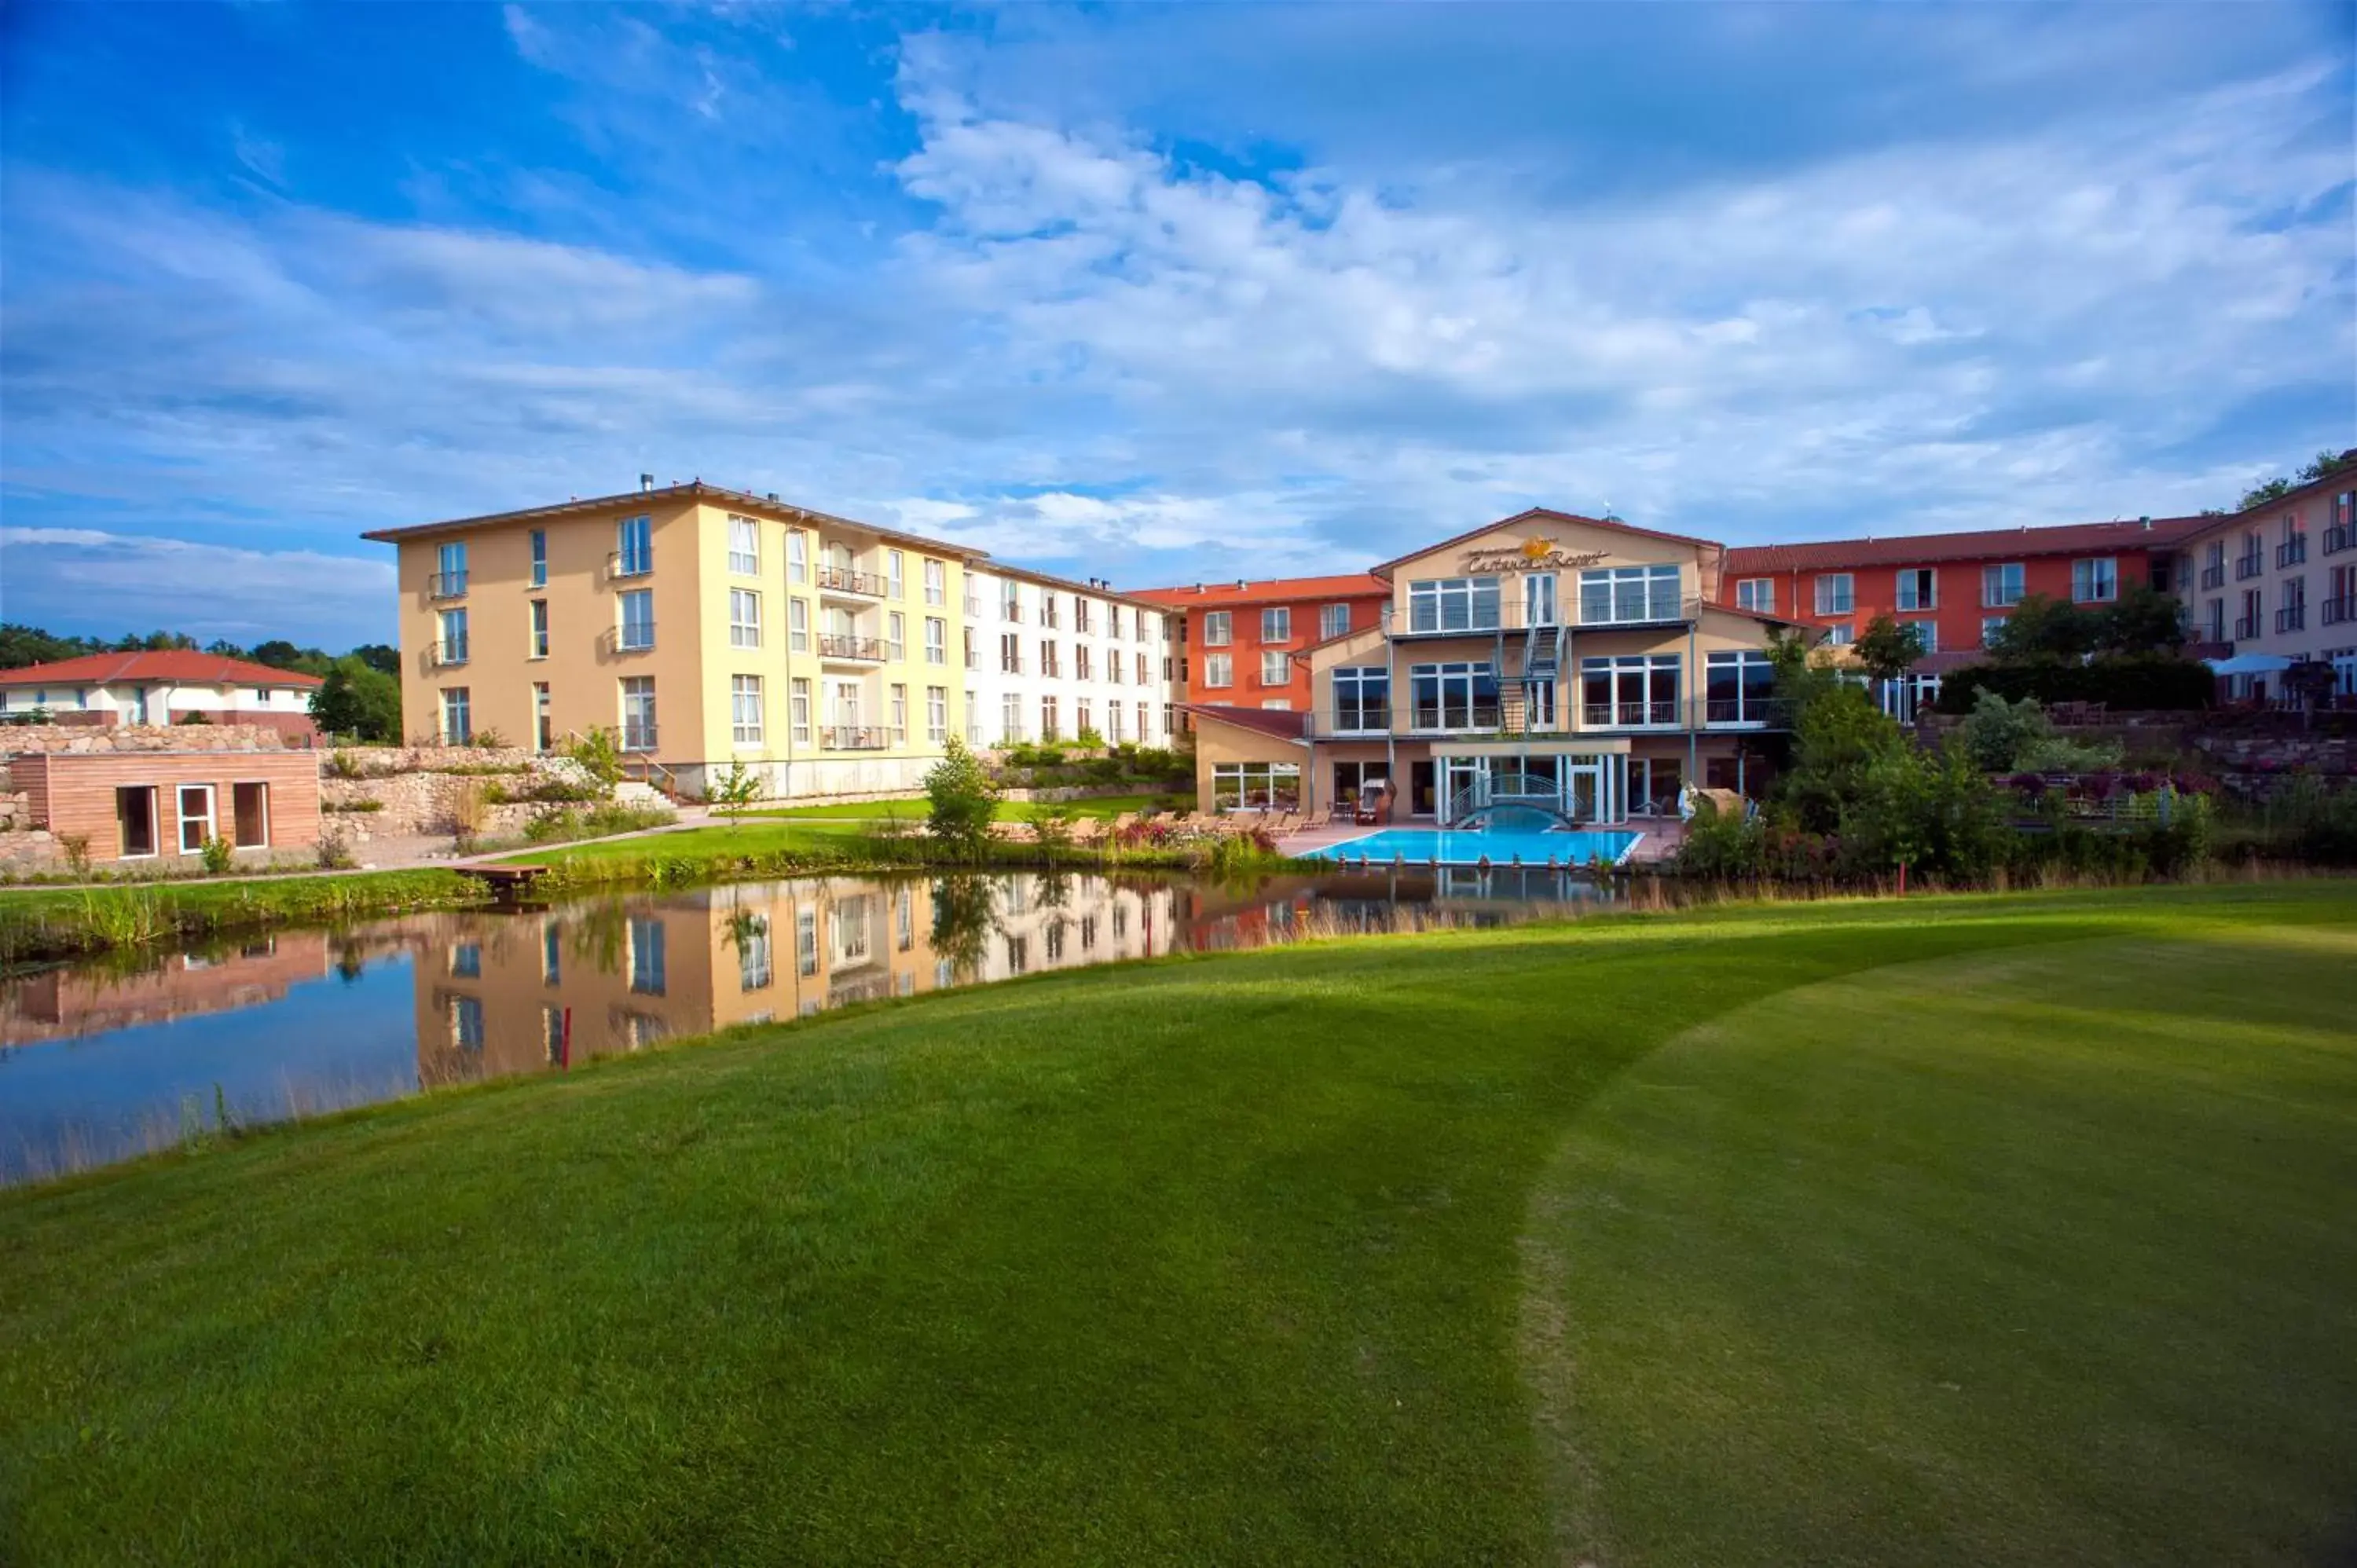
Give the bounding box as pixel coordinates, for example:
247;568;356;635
176;785;215;854
1525;573;1557;627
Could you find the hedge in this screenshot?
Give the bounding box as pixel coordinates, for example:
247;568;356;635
1930;656;2214;714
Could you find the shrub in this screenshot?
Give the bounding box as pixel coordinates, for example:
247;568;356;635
176;711;215;726
322;799;385;813
1932;655;2214;713
925;738;999;861
325;750;368;780
564;727;625;797
59;833;92;877
1958;691;2049;771
705;760;767;823
471;727;508;749
198;834;236;875
2017;733;2124;773
1674;799;1767;878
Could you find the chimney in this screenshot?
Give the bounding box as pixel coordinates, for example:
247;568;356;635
2139;515;2151;531
767;493;779;502
639;473;654;493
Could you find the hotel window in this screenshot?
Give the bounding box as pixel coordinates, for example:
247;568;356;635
1109;647;1124;684
737;914;773;992
1211;761;1301;812
1580;654;1681;727
788;596;809;652
729;589;762;649
787;529;808;584
796;908;818;977
1981;562;2025;608
1409;577;1501;632
2278;514;2308;569
1704;650;1777;724
1039;639;1060;678
1106;704;1124;743
1163;702;1176;737
451;995;486;1052
437;607;470;665
1076;698;1094;737
886;549;905;599
1262;606;1292;643
1896;568;1937;611
1904;619;1939;654
616;515;652;577
1981;617;2007;649
1204;653;1233;688
629;915;667;996
1076;599;1094;635
790;678;812;743
1040;695;1060;742
2280;574;2306;632
1259;650;1288;687
2203;599;2224;643
1735;578;1774;614
966;691;981;745
1321;603;1351;639
731;676;764;745
926;685;948;743
529;599;549;658
621;676;657;751
1107;606;1122;641
1076;644;1094;681
1002;692;1022;742
1138;701;1152;740
441;687;472;745
1203;610;1233;647
1135;651;1149;685
1579;566;1681;625
1813;573;1855;617
1001;582;1021;621
925;617;946;665
890;683;908;743
2072;558;2117;603
728;515;761;575
1000;632;1021;673
963;628;980;669
618;590;654;650
434;540;469;597
1332;666;1391;731
1409;661;1500;729
924;558;946;605
1041;592;1061;629
878;611;900;661
533;682;552;753
529;529;547;588
1821;623;1855;647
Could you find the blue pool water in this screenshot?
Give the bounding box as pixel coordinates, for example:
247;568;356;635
1308;827;1641;866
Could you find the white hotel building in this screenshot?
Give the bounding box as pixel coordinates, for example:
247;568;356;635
959;564;1182;749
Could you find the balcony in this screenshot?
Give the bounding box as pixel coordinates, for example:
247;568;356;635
604;625;656;654
817;565;885;598
428;571;468;599
1326;705;1393;735
607;551;653;581
2235;554;2264;581
819;725;893;751
2275;605;2306;634
2277;537;2308;570
2234;615;2260;639
431;637;470;668
999;603;1024;624
1581;700;1681;729
2199;563;2227;590
1704;697;1793;728
1409;703;1504;732
2321;595;2355;626
818;634;885;663
2325;525;2355;557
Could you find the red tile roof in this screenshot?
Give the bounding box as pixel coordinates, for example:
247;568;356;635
1179;703;1310;742
1723;516;2209;576
0;652;324;689
1130;573;1388;609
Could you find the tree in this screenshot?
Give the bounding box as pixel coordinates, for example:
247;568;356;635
0;624;100;669
1853;615;1928;683
924;738;1000;860
2091;583;2186;655
1984;593;2095;661
564;727;625;797
2234;449;2355;512
310;656;401;742
705;760;766;824
350;643;401;676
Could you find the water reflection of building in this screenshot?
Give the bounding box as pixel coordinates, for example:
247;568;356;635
1;934;333;1045
411;874;1181;1086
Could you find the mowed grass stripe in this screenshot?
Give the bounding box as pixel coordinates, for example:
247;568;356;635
0;885;2349;1563
1528;925;2357;1568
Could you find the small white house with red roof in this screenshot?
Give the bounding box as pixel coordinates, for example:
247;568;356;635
0;652;324;737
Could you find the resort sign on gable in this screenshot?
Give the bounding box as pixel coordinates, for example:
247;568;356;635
1458;536;1611;575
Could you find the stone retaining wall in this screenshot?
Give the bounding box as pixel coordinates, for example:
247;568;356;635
322;744;536;777
0;724;299;756
0;791;27;831
2192;733;2356;798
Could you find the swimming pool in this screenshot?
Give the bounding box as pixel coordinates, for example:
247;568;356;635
1307;826;1641;866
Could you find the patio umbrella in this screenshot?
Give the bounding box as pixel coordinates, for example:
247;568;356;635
2202;652;2297;675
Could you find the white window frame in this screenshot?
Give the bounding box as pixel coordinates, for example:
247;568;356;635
1321;603;1351;639
618;589;654;651
926;685;948;743
1895;568;1937;612
924;558;946;606
529;599;549;659
1260;650;1288;687
2072;557;2118;603
790;678;812;744
1202;610;1232;647
1813;573;1855;617
1982;562;2025;609
1204;653;1233;688
786;529;808;584
1262;606;1292;643
728;588;762;649
731;675;764;746
925;617;946;665
1735;578;1774;614
728;515;761;576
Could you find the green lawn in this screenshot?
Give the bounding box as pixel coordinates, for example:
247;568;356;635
742;790;1176;822
3;884;2353;1565
517;816;872;864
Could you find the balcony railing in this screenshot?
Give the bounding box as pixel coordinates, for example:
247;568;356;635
428;571;468;599
2322;524;2355;557
607;551;653;581
607;624;655;654
1329;705;1392;733
817;565;885;597
2234;615;2260;639
431;637;470;667
999;658;1025;675
1318;694;1798;739
2277;537;2308;569
2276;605;2305;633
1705;696;1793;727
819;726;892;751
2321;595;2355;626
818;634;885;661
1581;700;1681;728
1410;703;1504;731
1000;602;1023;623
2236;555;2264;581
965;650;982;669
2199;563;2227;589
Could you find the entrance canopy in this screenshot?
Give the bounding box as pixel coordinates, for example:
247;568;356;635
2204;653;2295;675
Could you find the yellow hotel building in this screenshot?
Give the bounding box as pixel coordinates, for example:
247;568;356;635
366;482;984;799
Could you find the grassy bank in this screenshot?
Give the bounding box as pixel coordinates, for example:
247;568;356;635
742;790;1177;822
3;883;2352;1564
0;867;487;969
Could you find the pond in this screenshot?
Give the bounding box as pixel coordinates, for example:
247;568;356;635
1;864;1622;1185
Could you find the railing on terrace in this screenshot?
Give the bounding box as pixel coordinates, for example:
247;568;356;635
2236;554;2265;581
431;637;470;667
1580;699;1680;728
2276;605;2306;633
819;726;892;751
2234;615;2260;639
2325;525;2355;557
607;551;653;581
817;565;886;596
427;571;468;599
604;625;656;654
1319;695;1794;738
818;634;885;661
2278;537;2309;569
2199;563;2227;589
1383;595;1705;637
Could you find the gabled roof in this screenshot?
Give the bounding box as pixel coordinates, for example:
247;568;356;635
1179;703;1310;743
1370;508;1724;578
0;652;324;689
1129;573;1388;609
360;480;980;559
1723;516;2209;576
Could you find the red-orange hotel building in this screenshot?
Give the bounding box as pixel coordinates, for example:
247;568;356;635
1131;574;1391;713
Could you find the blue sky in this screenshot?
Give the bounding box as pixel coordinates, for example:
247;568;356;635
2;2;2351;648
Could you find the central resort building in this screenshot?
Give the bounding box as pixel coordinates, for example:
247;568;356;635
1183;510;1798;823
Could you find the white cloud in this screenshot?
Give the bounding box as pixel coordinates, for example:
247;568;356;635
0;529;394;645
